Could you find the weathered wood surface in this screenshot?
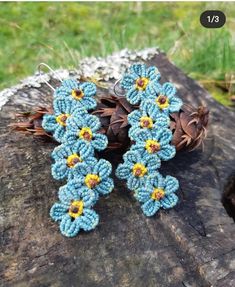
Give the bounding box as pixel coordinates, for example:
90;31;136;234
1;51;235;287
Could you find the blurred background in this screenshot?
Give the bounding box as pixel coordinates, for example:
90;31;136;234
0;2;234;105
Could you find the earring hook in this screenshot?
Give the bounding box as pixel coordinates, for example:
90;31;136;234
113;78;125;97
37;63;63;91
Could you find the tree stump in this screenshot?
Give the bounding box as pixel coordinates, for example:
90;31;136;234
1;49;235;287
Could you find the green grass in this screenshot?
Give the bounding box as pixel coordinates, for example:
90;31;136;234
0;2;234;105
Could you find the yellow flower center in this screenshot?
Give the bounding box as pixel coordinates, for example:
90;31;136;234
79;127;93;141
145;139;161;154
151;188;165;201
71;89;84;100
140;116;153;129
136;77;149;91
66;153;82;168
85;174;100;189
156;95;169;109
132;163;147;177
56;113;70;127
68;200;84;218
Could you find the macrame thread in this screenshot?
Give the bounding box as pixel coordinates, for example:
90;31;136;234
43;78;114;237
116;63;182;217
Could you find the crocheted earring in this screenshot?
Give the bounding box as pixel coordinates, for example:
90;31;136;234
116;63;182;217
39;64;114;237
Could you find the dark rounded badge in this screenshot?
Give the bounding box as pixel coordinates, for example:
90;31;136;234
200;10;226;28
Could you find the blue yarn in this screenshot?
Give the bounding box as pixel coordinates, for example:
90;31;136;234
42;98;86;143
134;172;179;217
145;82;183;115
116;150;161;190
116;63;182;216
130;128;176;161
51;143;96;180
64;113;108;152
121;63;160;105
54;79;97;111
43;78;113;237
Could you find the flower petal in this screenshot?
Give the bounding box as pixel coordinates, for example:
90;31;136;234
127;176;142;190
42;115;57;132
146;81;161;96
164;175;179;195
50;203;67;221
145;155;161;171
58;183;79;204
162;82;176;97
86;115;101;131
116;164;130;179
59;214;80;237
79;187;98;206
95;177;114;195
127;110;141;126
147;172;164;189
72;141;94;158
53;125;66;143
132;129;151;142
158;145;176;161
64;132;78;147
51;160;68;180
159;128;172;144
74;161;92;177
80;82;96;97
141;199;160;217
92;133;108;151
169;96;183;113
51;144;69;161
123;150;140;164
121;74;136;89
53;98;70;115
61;79;79;90
79;209;99;231
135;188;151;203
94;159;112;178
80;97;97;110
126;88;141;105
130;63;147;77
146;66;161;81
160;193;178;209
130;143;145;154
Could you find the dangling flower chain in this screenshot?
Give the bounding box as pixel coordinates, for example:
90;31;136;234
116;63;182;216
42;79;114;237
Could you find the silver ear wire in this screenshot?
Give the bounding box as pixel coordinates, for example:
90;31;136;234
113;78;125;97
37;63;63;91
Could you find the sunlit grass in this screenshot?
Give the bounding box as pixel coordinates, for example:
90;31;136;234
0;2;234;105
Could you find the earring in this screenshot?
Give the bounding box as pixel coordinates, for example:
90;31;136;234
40;65;114;237
116;63;182;217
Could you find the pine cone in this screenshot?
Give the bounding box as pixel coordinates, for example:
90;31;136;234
10;95;209;152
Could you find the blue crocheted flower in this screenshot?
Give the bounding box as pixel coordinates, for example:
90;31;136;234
42;98;85;143
50;184;99;237
51;141;95;180
128;100;170;140
65;113;107;153
121;63;160;105
135;172;179;217
72;158;114;197
146;82;182;114
55;79;97;111
131;129;175;161
116;150;161;190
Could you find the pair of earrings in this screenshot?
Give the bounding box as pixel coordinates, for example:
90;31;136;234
42;63;182;237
